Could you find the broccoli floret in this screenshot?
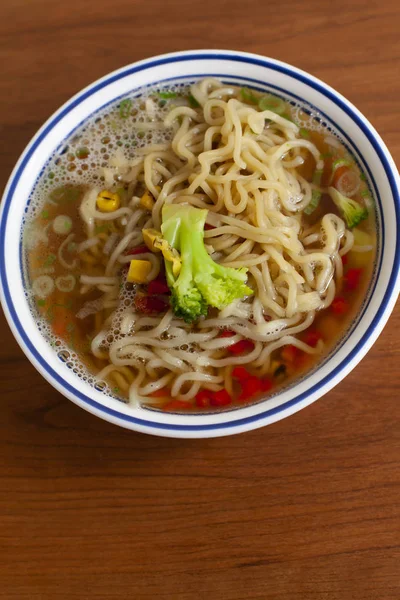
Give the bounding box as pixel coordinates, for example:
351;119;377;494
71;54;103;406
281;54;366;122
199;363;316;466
328;186;368;229
161;204;253;323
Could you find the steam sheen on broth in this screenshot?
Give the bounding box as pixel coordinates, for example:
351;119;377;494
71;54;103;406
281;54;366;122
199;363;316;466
24;78;376;411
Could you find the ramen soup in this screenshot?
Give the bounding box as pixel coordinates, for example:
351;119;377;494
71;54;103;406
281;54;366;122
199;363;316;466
24;78;376;411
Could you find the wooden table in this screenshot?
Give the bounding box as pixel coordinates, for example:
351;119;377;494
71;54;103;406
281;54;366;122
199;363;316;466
1;1;399;598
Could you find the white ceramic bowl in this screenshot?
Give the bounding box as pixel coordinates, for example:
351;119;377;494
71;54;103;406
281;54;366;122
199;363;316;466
1;50;399;438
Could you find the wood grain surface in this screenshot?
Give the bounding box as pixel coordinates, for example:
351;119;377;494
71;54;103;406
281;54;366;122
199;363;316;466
1;1;399;598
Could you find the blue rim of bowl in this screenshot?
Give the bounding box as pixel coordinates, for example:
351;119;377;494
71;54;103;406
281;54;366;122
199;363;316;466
1;51;399;433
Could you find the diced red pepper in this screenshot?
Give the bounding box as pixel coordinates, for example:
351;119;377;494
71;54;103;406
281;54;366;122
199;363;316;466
342;254;348;266
124;245;149;256
260;377;273;392
232;366;252;380
239;376;263;402
304;330;323;348
52;320;67;338
344;268;363;291
210;390;232;407
219;329;236;338
195;390;212;408
227;340;255;355
331;296;349;315
134;294;169;314
150;387;171;398
148;279;170;295
281;345;300;363
163;400;191;411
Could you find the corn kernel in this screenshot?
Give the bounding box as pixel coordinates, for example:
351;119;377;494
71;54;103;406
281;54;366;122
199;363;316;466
140;191;155;211
96;190;121;212
143;228;162;252
126;259;152;283
142;228;181;276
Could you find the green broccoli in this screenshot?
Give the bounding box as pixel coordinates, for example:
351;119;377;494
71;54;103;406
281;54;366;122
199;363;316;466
161;204;253;323
328;186;368;229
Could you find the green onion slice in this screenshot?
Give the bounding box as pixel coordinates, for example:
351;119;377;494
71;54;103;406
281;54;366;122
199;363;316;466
157;91;177;99
258;94;286;115
119;99;132;119
240;88;259;104
304;189;322;215
188;94;200;108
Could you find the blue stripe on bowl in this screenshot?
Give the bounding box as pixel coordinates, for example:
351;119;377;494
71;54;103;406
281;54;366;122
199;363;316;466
1;52;399;433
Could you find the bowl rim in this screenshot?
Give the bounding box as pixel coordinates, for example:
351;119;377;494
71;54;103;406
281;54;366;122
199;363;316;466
1;49;399;438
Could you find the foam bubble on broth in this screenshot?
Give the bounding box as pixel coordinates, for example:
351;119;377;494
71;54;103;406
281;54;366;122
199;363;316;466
24;82;191;221
33;312;118;395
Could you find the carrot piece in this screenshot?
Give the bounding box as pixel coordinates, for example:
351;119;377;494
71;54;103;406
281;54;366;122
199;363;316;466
332;165;350;188
331;297;349;315
163;400;191;411
210;390;232;407
227;340;255;355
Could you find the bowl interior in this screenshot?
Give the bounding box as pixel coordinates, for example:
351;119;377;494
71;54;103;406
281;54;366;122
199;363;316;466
1;51;399;437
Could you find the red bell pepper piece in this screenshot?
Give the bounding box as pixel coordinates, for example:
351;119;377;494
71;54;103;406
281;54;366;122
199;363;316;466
344;268;363;291
331;297;349;315
134;294;169;314
150;387;171;398
195;390;212;408
227;340;255;355
148;279;170;295
124;245;149;256
281;345;300;363
260;377;273;392
239;376;263;401
219;329;236;338
304;330;323;348
232;366;252;380
163;400;191;411
210;390;232;407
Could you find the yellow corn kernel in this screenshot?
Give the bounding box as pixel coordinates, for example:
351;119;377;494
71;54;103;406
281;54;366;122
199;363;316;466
143;228;162;252
140;191;155;211
96;190;121;212
171;255;181;277
142;229;182;277
126;259;152;284
142;228;181;276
